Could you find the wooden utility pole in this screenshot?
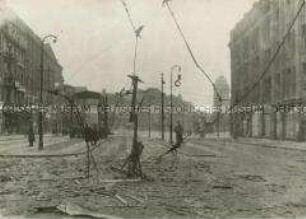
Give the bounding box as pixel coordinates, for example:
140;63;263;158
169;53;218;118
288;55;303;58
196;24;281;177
216;99;220;139
148;104;151;139
119;0;145;177
126;74;143;178
69;102;73;138
161;73;165;140
169;65;181;144
104;94;109;136
217;109;220;138
170;70;173;144
87;139;90;180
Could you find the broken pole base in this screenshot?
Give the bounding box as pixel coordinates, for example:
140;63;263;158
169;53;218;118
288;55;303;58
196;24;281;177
127;161;141;178
123;141;144;178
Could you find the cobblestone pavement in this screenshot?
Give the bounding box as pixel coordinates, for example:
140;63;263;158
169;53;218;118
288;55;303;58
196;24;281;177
0;135;306;218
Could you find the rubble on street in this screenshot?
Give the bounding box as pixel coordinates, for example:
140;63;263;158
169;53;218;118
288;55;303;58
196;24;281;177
0;135;306;218
1;1;306;218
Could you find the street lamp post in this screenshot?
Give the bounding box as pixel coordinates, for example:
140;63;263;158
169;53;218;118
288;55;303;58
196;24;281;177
2;45;16;134
38;34;57;150
148;103;151;139
170;69;173;144
169;65;182;145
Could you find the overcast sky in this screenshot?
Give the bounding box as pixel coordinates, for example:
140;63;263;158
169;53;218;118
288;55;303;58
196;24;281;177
7;0;257;106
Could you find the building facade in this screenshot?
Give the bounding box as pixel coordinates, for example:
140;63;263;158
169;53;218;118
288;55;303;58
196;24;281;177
0;9;63;134
229;0;306;141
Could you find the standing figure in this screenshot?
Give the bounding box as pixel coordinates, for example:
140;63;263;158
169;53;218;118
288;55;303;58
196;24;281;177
92;124;99;145
84;124;92;145
174;121;184;147
159;121;184;158
27;123;35;147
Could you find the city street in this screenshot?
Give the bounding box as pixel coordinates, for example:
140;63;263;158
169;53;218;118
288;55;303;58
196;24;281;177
1;0;306;218
0;135;306;218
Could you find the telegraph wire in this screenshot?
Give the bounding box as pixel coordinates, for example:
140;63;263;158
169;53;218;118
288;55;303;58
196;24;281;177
231;0;305;109
163;0;222;102
67;43;118;82
68;0;139;81
64;18;124;76
66;4;161;82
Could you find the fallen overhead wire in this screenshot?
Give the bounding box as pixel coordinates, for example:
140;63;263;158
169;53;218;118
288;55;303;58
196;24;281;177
67;4;161;82
232;0;305;109
146;139;217;160
163;0;222;102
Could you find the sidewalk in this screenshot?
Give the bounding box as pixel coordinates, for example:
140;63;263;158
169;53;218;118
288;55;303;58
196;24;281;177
237;137;306;151
0;135;79;156
204;136;306;152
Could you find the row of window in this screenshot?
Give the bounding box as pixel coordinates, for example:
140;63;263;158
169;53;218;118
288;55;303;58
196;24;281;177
0;34;26;67
233;66;298;104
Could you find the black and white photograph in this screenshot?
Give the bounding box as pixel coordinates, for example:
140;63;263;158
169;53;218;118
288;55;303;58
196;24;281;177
0;0;306;218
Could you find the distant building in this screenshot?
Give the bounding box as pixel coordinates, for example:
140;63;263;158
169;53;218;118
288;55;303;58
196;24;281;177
0;9;63;104
229;0;306;141
213;76;230;107
60;85;87;98
0;8;63;134
212;76;230;135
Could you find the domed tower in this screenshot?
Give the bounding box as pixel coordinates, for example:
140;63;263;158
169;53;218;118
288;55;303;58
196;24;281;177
213;76;230;107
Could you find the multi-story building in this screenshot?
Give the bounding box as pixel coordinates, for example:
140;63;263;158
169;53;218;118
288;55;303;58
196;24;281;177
229;0;306;141
0;9;63;134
